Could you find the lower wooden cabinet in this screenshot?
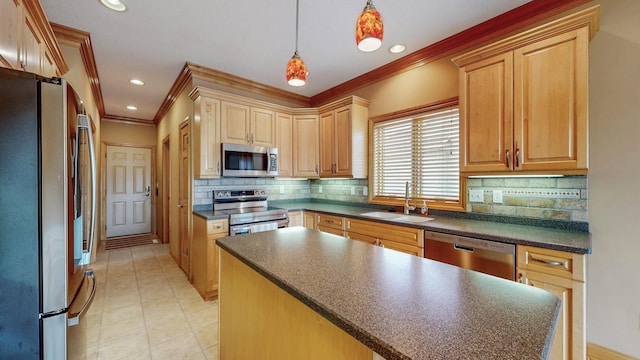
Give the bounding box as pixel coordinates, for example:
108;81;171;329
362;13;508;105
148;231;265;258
316;213;345;236
192;216;228;300
288;210;303;227
517;245;586;360
303;211;316;230
345;218;424;257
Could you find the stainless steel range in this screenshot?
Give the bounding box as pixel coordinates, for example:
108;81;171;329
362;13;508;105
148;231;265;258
213;189;288;235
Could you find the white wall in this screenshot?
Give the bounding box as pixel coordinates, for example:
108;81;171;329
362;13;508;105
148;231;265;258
587;0;640;356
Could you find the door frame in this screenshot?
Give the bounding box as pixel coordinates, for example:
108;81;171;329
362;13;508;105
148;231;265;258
100;141;157;246
161;135;171;244
178;117;192;277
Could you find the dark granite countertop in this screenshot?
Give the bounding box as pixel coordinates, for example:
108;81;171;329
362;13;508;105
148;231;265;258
192;209;228;220
217;228;561;360
271;201;591;254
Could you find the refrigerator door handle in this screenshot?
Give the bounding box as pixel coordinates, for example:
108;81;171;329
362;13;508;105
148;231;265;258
39;308;67;320
67;270;96;327
77;114;97;266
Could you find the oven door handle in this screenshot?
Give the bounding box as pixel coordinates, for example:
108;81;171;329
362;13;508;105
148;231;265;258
232;227;252;235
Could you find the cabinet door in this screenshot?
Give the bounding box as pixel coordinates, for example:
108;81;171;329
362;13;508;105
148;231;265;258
459;52;513;172
221;101;250;144
378;239;423;257
21;13;41;74
288;211;303;227
334;106;353;177
293;114;319;178
42;50;57;78
250;107;275;147
0;0;21;69
345;231;377;245
303;211;316;229
519;269;584;360
193;97;221;178
513;28;589;171
346;219;424;248
275;112;293;177
319;111;335;177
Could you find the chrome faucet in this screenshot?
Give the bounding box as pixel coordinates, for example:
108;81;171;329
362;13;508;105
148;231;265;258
404;181;415;215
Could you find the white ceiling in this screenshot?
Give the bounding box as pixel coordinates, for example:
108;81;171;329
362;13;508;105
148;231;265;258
40;0;531;121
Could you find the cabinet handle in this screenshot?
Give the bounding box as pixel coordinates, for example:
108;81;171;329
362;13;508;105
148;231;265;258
217;161;220;173
530;257;566;268
326;219;334;224
515;147;520;167
506;149;510;168
378;240;385;248
518;273;526;284
178;204;184;209
315;165;318;175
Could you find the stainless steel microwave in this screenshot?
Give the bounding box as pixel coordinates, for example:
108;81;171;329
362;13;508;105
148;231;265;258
221;143;278;177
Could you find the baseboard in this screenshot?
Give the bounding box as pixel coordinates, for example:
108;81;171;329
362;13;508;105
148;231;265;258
587;343;639;360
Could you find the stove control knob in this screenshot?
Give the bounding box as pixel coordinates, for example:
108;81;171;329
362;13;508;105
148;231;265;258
225;191;231;197
257;190;265;196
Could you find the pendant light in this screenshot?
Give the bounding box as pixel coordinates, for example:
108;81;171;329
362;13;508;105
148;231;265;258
355;0;384;52
286;0;307;86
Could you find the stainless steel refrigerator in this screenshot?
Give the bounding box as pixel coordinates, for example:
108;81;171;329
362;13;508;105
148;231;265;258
0;67;97;359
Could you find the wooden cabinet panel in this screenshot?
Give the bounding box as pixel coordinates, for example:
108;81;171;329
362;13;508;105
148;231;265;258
318;100;367;178
346;218;423;248
334;106;352;176
250;107;275;146
453;10;597;175
193;216;228;300
221;101;250;144
21;13;41;74
288;210;303;227
459;52;513;172
316;213;345;231
514;28;589;171
517;245;586;360
0;0;21;69
345;231;377;245
319;111;335;177
303;211;316;229
293;114;319;178
317;225;344;237
275;112;293;177
378;239;423;257
193;96;221;178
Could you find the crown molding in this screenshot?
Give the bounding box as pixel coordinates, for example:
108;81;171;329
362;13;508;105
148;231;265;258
22;0;69;74
51;23;105;117
153;62;311;124
309;0;592;107
102;114;156;127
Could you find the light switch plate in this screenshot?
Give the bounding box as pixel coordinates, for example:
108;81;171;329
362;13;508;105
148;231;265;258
279;185;285;194
469;189;483;202
493;190;503;204
363;186;368;196
318;185;323;193
350;186;355;195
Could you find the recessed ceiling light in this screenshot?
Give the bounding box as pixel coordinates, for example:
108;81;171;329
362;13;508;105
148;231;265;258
129;79;144;86
389;44;406;54
99;0;126;12
126;105;137;111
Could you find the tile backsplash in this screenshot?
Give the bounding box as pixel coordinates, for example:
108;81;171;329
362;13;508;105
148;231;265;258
466;176;588;222
194;176;588;223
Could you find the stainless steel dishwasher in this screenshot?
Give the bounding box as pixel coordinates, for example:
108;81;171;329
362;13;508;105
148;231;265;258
424;231;516;280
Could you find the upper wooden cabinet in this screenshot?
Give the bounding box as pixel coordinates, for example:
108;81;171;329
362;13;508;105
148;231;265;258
453;7;599;175
0;0;67;77
192;93;221;178
292;113;319;178
275;112;293;177
221;101;275;147
318;97;369;178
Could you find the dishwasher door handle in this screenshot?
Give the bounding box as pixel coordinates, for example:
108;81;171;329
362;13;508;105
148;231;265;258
453;243;475;253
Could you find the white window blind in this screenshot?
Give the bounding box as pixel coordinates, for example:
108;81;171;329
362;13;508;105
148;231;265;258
373;107;459;202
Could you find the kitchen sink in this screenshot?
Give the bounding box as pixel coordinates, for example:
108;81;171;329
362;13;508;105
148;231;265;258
360;211;434;224
396;215;435;223
360;211;404;219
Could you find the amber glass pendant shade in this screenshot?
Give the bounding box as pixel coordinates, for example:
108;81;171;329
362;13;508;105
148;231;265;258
356;0;383;52
286;52;307;87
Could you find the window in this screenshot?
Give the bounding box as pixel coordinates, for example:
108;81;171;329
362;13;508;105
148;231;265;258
371;100;463;210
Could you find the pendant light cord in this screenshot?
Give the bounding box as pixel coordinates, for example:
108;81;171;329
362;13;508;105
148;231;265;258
295;0;299;53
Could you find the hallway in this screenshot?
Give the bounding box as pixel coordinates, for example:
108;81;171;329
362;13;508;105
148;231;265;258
71;244;218;359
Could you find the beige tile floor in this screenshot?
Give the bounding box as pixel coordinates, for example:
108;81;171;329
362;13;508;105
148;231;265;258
69;243;218;360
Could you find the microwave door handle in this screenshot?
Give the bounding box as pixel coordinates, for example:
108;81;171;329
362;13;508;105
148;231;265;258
267;150;272;172
78;115;97;266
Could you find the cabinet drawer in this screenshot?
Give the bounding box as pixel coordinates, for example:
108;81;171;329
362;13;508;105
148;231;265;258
345;231;377;245
317;225;344;237
517;245;585;281
316;213;345;230
207;219;229;235
346;219;424;248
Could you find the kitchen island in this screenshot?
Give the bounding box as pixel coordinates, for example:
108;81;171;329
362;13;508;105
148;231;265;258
216;227;560;360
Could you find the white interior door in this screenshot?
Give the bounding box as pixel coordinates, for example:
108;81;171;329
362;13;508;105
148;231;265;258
106;146;152;237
